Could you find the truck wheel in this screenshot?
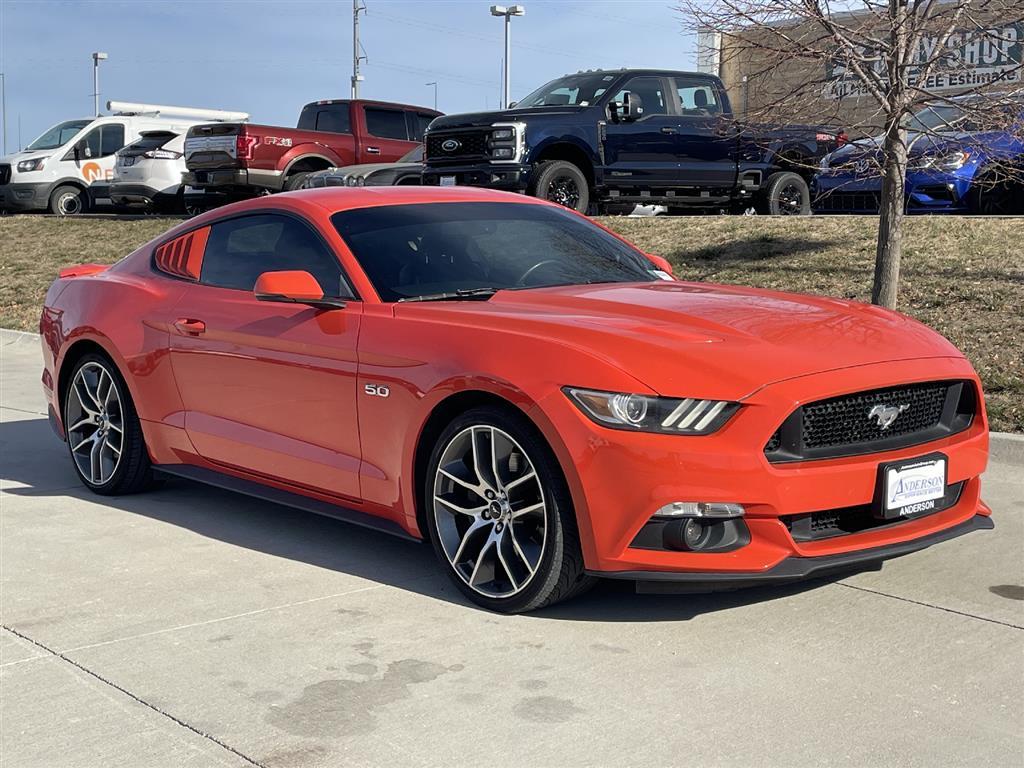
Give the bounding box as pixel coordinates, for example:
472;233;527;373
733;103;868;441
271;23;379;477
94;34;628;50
49;185;90;216
283;172;311;192
761;172;810;215
531;161;590;213
971;171;1024;215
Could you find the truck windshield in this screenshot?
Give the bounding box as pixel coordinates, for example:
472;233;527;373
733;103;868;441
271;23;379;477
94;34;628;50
26;119;93;150
513;73;619;109
331;201;658;302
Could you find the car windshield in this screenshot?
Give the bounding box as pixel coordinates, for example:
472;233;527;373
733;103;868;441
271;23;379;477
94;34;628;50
904;105;979;133
512;73;619;109
331;201;659;302
26;119;93;150
399;145;424;163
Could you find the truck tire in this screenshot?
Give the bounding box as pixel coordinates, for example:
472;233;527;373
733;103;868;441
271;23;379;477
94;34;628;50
49;185;90;216
970;170;1024;215
283;172;311;192
760;172;811;216
531;161;590;213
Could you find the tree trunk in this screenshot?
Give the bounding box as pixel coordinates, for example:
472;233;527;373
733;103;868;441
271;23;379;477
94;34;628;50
872;127;908;309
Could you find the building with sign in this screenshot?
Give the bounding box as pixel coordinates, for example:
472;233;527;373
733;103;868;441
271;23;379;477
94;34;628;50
697;6;1022;135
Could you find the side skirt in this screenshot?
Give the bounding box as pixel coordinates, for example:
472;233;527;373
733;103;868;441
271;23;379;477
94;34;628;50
154;464;420;543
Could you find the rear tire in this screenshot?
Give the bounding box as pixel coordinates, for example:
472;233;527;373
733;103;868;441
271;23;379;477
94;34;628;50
531;160;590;213
283;172;311;192
424;406;595;613
49;185;90;216
759;171;811;215
64;353;156;495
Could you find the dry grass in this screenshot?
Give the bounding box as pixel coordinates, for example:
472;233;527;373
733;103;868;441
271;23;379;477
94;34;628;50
1;213;1020;431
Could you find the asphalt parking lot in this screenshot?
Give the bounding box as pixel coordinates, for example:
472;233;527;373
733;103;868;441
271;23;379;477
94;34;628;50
1;328;1022;768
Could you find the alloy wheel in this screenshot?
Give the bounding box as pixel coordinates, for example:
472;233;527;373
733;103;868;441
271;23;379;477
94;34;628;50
65;361;124;485
56;192;83;216
432;425;547;598
546;176;581;209
777;182;806;214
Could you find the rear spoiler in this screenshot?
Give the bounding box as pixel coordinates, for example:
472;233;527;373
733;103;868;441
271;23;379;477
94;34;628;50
59;264;108;279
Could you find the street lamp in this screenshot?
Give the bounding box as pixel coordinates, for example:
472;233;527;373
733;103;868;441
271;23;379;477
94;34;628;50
425;81;438;111
92;52;108;117
490;5;524;109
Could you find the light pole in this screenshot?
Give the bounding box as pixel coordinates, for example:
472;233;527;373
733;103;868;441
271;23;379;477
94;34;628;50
0;73;7;156
425;81;437;110
490;5;524;109
91;52;108;117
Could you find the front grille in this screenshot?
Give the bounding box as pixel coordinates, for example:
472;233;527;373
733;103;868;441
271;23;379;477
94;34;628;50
0;164;10;185
814;191;881;212
765;380;976;463
425;130;490;163
783;481;964;541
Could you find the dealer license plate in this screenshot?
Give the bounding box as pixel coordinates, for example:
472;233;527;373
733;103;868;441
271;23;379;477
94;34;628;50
877;453;947;519
440;175;457;187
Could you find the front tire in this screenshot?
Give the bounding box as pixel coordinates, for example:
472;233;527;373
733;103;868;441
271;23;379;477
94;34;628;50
424;406;594;613
64;353;156;495
283;172;311;192
49;185;90;216
531;160;590;213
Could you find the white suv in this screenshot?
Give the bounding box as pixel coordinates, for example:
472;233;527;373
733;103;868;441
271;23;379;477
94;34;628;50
110;131;189;214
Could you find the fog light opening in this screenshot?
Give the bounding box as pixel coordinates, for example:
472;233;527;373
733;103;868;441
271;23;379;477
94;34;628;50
682;519;711;550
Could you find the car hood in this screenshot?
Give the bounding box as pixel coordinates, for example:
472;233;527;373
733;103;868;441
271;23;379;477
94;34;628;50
827;131;978;164
1;149;52;165
403;282;964;400
330;161;421;176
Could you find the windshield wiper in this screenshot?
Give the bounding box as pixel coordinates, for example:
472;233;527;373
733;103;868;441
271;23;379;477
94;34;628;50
398;287;500;303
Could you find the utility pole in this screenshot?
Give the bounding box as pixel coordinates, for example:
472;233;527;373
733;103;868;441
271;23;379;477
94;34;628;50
425;81;437;110
489;6;525;108
92;52;108;117
351;0;366;99
0;73;6;156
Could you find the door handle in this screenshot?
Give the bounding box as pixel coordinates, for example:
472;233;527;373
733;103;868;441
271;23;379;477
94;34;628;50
660;126;678;134
173;318;206;336
366;146;381;154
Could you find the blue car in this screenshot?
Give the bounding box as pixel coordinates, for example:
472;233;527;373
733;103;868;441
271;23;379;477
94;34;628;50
812;97;1023;215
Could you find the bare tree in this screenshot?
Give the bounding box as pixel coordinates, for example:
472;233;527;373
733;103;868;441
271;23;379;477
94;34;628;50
680;0;1024;308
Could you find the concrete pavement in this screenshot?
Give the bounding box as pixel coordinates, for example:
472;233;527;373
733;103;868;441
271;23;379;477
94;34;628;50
1;329;1022;767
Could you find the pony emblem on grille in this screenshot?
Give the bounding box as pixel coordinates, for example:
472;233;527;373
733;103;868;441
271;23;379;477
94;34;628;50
868;403;910;430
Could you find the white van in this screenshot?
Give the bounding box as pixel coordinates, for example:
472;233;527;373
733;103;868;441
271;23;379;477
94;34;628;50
0;101;248;215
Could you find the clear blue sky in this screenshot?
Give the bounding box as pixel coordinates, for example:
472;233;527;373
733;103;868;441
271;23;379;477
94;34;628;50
0;0;693;151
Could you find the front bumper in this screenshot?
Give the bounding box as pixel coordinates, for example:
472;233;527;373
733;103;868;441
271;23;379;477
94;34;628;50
598;512;994;592
812;170;974;213
548;357;990;580
422;163;531;193
0;181;51;212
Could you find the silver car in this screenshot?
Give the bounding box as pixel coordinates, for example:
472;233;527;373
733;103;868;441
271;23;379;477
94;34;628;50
300;146;423;188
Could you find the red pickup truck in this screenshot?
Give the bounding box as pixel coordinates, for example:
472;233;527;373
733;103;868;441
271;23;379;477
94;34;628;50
182;99;440;206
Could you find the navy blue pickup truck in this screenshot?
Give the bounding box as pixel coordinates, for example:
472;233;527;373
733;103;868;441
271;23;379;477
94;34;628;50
422;69;846;214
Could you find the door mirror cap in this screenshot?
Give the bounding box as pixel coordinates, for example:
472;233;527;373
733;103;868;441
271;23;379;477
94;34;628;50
612;92;642;122
75;139;92;158
254;270;346;310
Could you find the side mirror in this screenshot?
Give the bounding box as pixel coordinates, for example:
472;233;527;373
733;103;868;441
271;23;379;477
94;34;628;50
646;252;674;276
621;92;642;122
508;101;518;108
75;139;92;159
254;270;346;310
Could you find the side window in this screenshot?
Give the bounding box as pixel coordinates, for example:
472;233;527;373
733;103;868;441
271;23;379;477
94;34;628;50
100;124;125;156
676;79;721;116
365;107;409;140
200;214;351;298
407;112;435;142
316;104;351;134
609;77;669;117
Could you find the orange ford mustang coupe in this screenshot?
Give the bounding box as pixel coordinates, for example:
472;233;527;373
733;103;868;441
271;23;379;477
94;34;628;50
40;187;992;612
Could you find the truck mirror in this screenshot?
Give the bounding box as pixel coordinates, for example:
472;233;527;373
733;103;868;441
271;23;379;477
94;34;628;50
508;101;518;108
75;140;92;159
621;92;642;122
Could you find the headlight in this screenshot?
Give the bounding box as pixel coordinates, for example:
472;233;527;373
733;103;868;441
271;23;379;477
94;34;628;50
491;128;514;140
345;175;363;187
564;387;739;435
911;150;970;171
17;158;46;172
491;147;514;159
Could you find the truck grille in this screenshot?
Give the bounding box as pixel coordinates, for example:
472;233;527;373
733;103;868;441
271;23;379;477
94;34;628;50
764;380;976;463
425;130;490;163
783;481;964;541
0;164;10;185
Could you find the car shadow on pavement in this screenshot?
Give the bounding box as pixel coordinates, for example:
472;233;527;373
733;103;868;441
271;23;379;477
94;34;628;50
1;415;860;622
